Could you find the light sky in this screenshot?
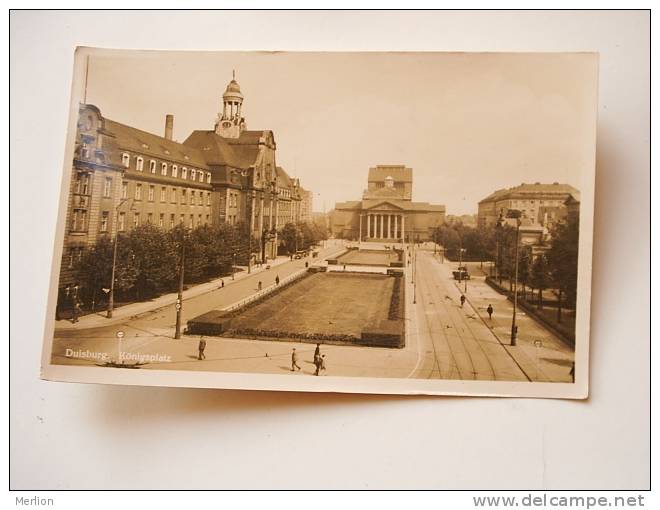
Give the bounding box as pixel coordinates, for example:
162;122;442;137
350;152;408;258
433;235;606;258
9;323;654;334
84;50;597;215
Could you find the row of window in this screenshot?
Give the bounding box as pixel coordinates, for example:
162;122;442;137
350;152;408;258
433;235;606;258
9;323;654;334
115;212;210;231
123;183;212;206
121;153;211;184
74;172;114;198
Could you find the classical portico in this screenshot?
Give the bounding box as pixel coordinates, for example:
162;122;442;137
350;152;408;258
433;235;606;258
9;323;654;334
359;209;406;241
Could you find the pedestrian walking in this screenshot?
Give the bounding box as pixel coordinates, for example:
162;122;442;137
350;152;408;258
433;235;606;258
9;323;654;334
486;304;494;320
71;300;82;324
275;275;280;286
258;281;262;291
221;279;225;288
198;337;207;360
314;355;321;376
460;295;466;308
320;354;326;374
291;348;301;371
314;343;321;360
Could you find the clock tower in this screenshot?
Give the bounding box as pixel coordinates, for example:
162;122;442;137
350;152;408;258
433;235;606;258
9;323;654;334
214;71;246;138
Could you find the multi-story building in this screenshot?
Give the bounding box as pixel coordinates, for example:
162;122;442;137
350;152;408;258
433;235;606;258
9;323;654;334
331;165;445;242
477;182;580;228
299;188;313;223
57;75;311;310
274;166;303;228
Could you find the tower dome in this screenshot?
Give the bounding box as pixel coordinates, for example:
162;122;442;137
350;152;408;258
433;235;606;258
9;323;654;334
215;71;246;138
223;79;243;99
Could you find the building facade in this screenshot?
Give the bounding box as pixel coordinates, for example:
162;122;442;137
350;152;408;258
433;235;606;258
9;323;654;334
58;75;310;309
477;182;580;228
331;165;445;242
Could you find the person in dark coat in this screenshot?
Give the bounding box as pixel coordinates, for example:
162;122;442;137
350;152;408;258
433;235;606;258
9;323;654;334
275;275;280;285
71;301;82;324
198;337;207;360
460;295;466;308
486;304;494;320
291;348;301;371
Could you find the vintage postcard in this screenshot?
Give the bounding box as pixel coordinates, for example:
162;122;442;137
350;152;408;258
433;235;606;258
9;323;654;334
40;48;597;397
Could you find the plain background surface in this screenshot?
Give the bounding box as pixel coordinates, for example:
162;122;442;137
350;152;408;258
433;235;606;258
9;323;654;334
10;10;649;489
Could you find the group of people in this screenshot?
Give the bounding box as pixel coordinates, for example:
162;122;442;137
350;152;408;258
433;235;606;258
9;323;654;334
291;344;326;376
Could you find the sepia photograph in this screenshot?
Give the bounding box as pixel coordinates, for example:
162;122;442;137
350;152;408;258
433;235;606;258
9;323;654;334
40;48;597;397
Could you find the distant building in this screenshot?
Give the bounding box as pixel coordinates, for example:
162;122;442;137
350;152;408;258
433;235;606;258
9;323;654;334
331;165;445;242
477;182;580;228
299;188;313;223
445;214;478;228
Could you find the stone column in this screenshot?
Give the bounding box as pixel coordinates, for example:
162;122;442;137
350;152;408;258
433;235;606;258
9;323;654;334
394;215;399;240
359;214;363;242
378;213;383;238
401;214;405;242
367;213;371;238
387;214;392;239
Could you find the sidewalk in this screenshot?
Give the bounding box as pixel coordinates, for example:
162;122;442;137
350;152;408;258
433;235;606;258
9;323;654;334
55;241;348;331
443;260;574;382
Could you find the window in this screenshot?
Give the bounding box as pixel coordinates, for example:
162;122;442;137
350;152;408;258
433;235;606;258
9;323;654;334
147;212;153;224
161;162;168;175
207;192;211;206
136;157;144;171
159;213;164;228
181;167;187;179
133;213;140;228
200;172;205;183
148;185;155;202
149;160;156;173
191;169;196;181
190;214;194;228
118;212;126;231
122;182;128;199
160;187;166;202
135;183;142;200
206;214;210;224
207;172;211;184
103;177;112;198
122;153;130;168
198;193;203;206
180;214;185;224
172;165;178;178
74;172;90;195
71;209;87;231
181;189;187;204
100;211;109;232
198;214;202;225
170;214;175;229
191;190;196;206
171;188;177;203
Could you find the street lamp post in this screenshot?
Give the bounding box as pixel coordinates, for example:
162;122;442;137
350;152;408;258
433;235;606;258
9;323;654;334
510;216;521;346
496;210;504;285
174;228;187;340
107;198;131;319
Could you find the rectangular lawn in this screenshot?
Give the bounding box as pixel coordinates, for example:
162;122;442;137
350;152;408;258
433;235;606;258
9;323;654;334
228;272;394;338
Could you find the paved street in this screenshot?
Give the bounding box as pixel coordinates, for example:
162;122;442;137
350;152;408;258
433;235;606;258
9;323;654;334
52;241;573;382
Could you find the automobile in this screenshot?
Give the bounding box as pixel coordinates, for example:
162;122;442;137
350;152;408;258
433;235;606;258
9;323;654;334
452;266;471;280
294;251;307;259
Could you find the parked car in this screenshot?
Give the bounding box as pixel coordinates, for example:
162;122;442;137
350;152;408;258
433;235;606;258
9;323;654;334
452;266;470;280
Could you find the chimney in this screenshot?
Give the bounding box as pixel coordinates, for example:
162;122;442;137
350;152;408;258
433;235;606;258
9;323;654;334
164;114;174;140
